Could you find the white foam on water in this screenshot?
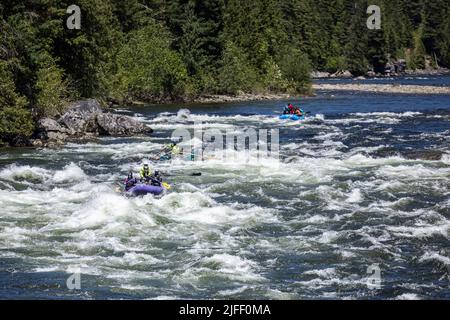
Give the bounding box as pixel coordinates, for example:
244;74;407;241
387;222;450;239
347;188;363;203
304;268;337;279
202;253;264;281
396;293;421;300
0;164;52;184
350;111;422;118
419;252;450;268
217;286;249;296
377;164;450;182
318;231;341;244
52;163;87;183
1;103;449;298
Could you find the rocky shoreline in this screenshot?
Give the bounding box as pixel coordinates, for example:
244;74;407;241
311;68;450;79
312;83;450;95
32;100;152;148
194;92;294;104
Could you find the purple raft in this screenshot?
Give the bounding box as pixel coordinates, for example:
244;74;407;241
128;184;164;196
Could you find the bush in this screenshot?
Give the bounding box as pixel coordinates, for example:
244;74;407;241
0;61;27;110
0;107;35;145
218;41;258;95
325;56;348;74
0;61;34;146
278;49;312;94
110;25;189;103
35;57;70;118
263;58;288;93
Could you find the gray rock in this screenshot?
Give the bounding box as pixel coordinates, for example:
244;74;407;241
34;99;152;147
311;71;331;78
331;70;353;78
38;118;70;133
36;118;71;141
58;99;102;135
31;139;43;148
97;113;151;136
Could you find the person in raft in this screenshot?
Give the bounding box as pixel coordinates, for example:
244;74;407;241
294;107;304;117
124;172;138;191
139;163;163;187
283;103;305;116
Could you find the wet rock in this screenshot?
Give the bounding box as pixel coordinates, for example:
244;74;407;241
8;136;31;147
96;113;151;136
402;150;443;161
34;99;151;147
31;139;43;148
330;70;353;78
36;118;71;141
58;99;102;135
311;71;331;78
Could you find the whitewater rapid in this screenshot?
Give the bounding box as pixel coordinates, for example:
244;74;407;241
0;98;449;299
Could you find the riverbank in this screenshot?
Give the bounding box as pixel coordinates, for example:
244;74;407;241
311;68;450;79
193;92;293;104
312;83;450;95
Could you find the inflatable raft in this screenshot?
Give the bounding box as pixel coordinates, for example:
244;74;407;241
279;114;306;121
128;184;164;196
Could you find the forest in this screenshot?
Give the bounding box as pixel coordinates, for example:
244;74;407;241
1;0;449;146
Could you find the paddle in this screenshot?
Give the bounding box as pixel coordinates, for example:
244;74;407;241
163;172;202;177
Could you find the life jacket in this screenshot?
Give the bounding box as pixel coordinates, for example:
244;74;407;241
172;145;181;155
124;178;137;191
139;167;152;178
165;143;181;156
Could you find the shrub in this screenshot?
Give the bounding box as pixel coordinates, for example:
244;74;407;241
0;107;35;145
278;49;312;94
110;25;189;103
0;61;34;146
35;57;70;118
218;41;258;95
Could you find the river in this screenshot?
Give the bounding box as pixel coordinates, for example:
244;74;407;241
0;78;449;299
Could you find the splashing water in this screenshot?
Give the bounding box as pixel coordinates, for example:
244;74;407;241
0;88;449;299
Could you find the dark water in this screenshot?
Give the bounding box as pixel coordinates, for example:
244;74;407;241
315;75;450;87
0;81;449;300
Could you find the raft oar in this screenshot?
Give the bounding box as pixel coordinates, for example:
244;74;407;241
163;172;202;177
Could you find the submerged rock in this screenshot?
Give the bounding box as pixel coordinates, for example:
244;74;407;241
402;150;443;161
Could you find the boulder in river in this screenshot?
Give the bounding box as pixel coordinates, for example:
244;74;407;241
58;99;102;135
36;118;71;142
96;113;149;136
34;99;152;146
402;150;443;161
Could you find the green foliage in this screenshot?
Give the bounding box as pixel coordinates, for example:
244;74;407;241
218;41;258;95
35;57;70;118
0;61;27;110
0;62;34;145
325;56;348;74
0;107;35;145
111;25;188;102
0;0;449;141
278;48;312;94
